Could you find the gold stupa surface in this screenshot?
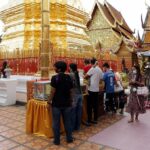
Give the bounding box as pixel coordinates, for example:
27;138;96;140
0;0;94;61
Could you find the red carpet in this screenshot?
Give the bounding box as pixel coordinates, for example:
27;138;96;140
88;111;150;150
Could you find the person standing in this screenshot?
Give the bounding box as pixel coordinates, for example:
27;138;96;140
1;61;7;78
47;61;73;145
84;58;103;125
83;59;91;75
69;63;82;131
126;65;146;123
83;59;92;94
103;63;116;113
114;72;125;114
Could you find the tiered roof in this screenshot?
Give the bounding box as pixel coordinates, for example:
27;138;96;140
87;0;135;53
141;7;150;51
106;2;133;34
88;1;134;39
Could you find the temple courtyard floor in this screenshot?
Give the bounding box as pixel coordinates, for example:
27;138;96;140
0;104;149;150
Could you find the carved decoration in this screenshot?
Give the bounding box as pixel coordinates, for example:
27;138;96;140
95;41;101;51
111;37;123;53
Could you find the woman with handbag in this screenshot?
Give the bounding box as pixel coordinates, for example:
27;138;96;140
126;65;146;123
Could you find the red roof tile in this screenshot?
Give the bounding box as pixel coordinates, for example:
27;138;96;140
117;26;133;39
105;2;133;33
98;2;115;27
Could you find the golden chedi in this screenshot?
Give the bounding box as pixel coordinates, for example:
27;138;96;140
0;0;93;74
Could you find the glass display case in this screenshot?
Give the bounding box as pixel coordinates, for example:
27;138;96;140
34;81;51;100
33;80;88;101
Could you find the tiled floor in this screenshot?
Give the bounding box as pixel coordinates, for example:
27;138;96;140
89;110;150;150
0;105;122;150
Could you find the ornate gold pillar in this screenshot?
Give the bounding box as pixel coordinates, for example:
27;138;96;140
41;0;50;79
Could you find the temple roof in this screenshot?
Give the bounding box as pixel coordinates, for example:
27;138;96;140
112;28;122;38
143;31;150;44
141;7;150;51
117;26;133;39
106;2;133;33
98;2;115;27
113;38;135;53
105;2;122;24
87;1;134;39
142;7;150;29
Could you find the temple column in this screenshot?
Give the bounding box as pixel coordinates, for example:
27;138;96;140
41;0;50;79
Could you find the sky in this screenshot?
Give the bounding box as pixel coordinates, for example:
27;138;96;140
0;0;149;37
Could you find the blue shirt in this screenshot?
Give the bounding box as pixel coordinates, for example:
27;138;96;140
103;70;115;93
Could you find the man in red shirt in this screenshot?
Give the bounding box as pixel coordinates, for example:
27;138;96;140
83;59;92;75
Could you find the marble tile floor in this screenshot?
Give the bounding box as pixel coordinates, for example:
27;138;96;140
0;105;123;150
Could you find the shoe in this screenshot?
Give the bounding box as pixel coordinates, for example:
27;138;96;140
90;120;98;124
74;127;80;131
119;110;124;114
53;140;60;145
112;109;116;114
84;121;91;126
113;109;117;113
128;120;134;123
135;118;139;122
105;108;110;112
67;138;74;143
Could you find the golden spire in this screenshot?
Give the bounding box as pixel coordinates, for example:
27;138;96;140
41;0;50;79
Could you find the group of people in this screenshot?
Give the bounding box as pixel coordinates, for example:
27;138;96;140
1;58;147;146
47;61;82;145
47;58;129;145
47;57;148;145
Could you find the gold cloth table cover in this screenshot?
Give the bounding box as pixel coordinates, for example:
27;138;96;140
26;94;88;138
26;99;57;138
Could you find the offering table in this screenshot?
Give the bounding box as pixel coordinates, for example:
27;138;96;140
26;92;104;138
